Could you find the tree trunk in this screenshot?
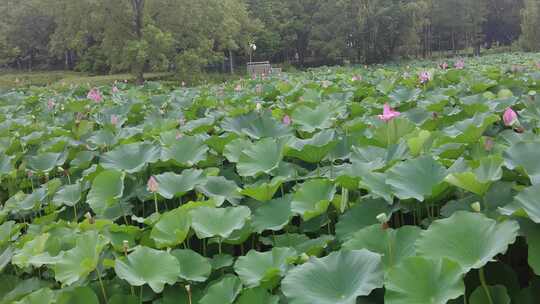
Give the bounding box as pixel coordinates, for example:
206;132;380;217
228;49;234;74
131;0;145;84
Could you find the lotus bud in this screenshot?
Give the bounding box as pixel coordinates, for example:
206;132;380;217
185;284;191;292
484;137;494;151
110;115;118;126
147;176;159;193
122;240;129;251
376;213;388;224
176;132;183;140
503;108;518;127
282;115;291;126
256;103;262;112
47;99;55;110
471;202;481;212
85;212;95;224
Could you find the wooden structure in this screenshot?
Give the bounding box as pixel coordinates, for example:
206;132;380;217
246;61;272;76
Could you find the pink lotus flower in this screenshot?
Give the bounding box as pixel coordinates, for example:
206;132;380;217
484;137;494;151
176;132;183;140
112;86;119;94
378;103;401;122
181;81;186;87
419;71;432;84
455;59;465;69
87;88;103;103
147;176;159;193
110;115;118;126
439;62;449;70
235;84;242;92
351;75;361;82
255;84;262;94
47;99;55;110
503;108;518;126
283;115;291;125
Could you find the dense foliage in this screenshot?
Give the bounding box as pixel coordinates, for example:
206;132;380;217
1;53;540;303
1;0;539;77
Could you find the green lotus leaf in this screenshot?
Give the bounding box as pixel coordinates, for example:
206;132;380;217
100;142;159;173
386;156;447;201
0;277;49;304
221;111;292;139
281;249;383;304
196;176;241;206
88;130;117;147
199;275;243;304
506;184;540;223
335;198;391;241
160;135;209;166
13;288;55;304
12;233;50;268
518;220;540;275
343;225;421;270
445;172;491;195
263;233;334;256
241;177;285;202
6;188;47;212
53;231;108;286
190;206;251;239
52;183;82;207
150;208;191;248
474;156;503;183
159;285;203;304
469;285;510;304
359;172;393;203
27;152;66;172
234;247;297;288
114;246;180;293
373;118;416;147
504;142;540;185
236;138;285;177
57;287;99;304
252;194;293;233
416;211;519;272
291;103;336;133
235;287;279;304
441;113;499;144
211;254;235;270
154;169;206;199
0;247;13;272
223;138;252;163
87;170;125;216
291;179;335;220
0;154;13;175
384;257;465;304
286;130;337;163
170;249;212;282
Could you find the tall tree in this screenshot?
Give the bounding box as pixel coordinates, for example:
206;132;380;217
520;0;540;51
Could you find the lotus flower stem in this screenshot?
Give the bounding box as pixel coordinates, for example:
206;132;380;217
73;204;78;222
153;193;159;214
479;268;493;304
96;266;109;304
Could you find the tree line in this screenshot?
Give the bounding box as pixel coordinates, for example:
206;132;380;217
0;0;539;82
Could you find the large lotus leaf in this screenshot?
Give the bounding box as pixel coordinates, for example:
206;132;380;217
291;179;335;220
0;155;13;175
358;172;394;203
5;188;47;212
27;152;65;172
335;198;391;241
441;113;499;143
87;170;124;216
199;275;243;304
12;233;50;268
445;172;491;195
160;135;209;166
386;156;447;201
264;233;334;256
221;111;292;139
343;225;421;270
223;138;252;163
196;176;241;206
384;257;465;304
190;206;251;239
13;288;55;304
154;169;206;199
236;138;285;177
114;246;180;293
469;285;510;304
291;103;336;133
170;249;211;282
56;287;99;304
286;130;338;163
474;156;503;183
150;208;191;248
100;142;160;173
373;118;416;147
504;184;540;223
234;247;297;288
252;194;293;233
52;231;108;286
235;287;280;304
281;249;383;304
504;142;540;184
241;177;285;202
518;220;540;275
416;211;519;272
52;183;82;207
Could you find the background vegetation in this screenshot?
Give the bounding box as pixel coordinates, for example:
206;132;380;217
1;0;540;82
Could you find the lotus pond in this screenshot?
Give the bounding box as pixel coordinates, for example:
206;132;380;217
2;53;540;304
